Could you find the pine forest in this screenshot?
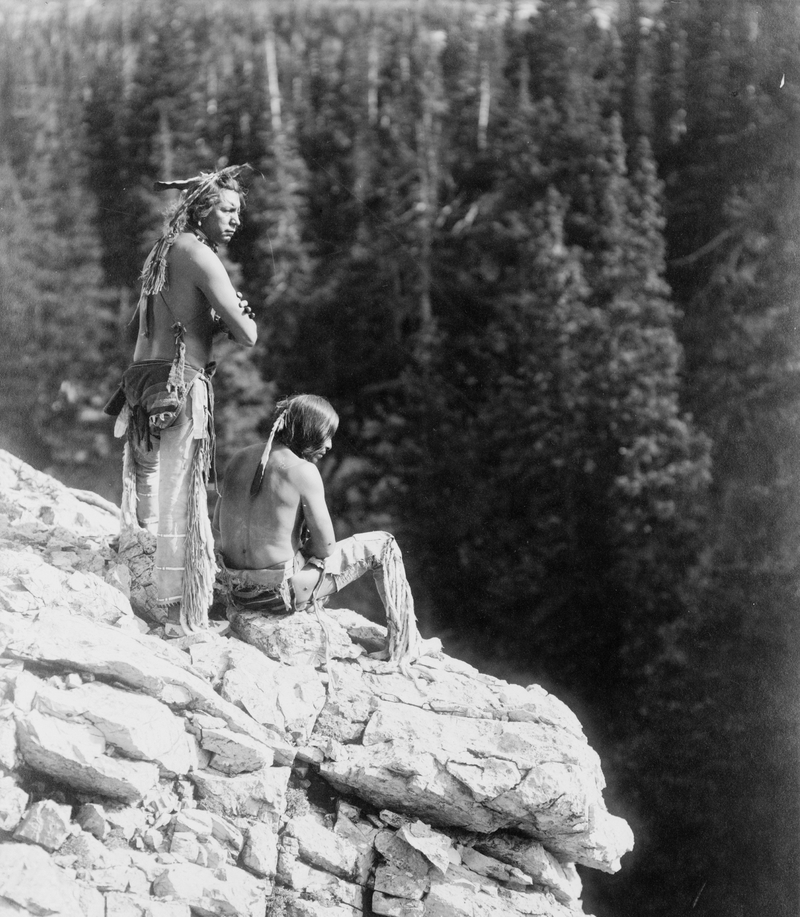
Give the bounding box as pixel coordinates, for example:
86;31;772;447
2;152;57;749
0;0;798;914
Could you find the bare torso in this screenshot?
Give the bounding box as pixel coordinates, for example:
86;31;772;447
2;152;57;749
133;234;225;368
215;442;336;570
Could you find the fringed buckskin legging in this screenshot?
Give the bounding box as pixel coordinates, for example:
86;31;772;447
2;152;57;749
304;531;423;665
129;381;215;630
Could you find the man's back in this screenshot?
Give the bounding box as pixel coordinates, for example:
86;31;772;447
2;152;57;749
217;442;334;570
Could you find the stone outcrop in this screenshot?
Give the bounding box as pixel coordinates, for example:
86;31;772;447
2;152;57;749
0;448;633;916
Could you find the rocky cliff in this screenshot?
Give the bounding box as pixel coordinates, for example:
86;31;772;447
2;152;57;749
0;449;633;917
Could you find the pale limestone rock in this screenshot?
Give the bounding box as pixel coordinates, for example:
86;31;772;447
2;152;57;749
151;862;268;917
474;834;583;904
208;812;245;853
76;802;109;839
199;834;229;868
31;678;196;776
59;828;120;869
333;800;380;850
143;828;166;851
0;841;86;917
16;708;160;801
76;883;107;917
12;797;72;850
117;526;160;622
106;805;148;841
172;807;214;837
0;607;295;765
190;765;291;829
90;865;151;895
286;812;364;881
241;821;279;877
221;640;326;744
104;891;192;917
374;862;428;900
128;849;171;883
188;639;232;686
0;450;119;536
0;776;28;832
170;831;202;863
228;608;362;667
281;898;361;917
320;700;632;872
458;845;535;887
197;722;274;775
0;548;133;626
279;857;366;909
330;805;378;884
372;892;425;917
395;820;455;875
425;861;583;917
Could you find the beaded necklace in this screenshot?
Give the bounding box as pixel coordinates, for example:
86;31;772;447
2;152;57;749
191;228;219;253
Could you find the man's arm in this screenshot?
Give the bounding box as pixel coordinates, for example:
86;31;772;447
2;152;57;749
192;247;258;347
294;464;336;558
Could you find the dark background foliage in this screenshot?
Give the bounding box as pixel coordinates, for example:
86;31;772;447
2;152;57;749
0;1;797;914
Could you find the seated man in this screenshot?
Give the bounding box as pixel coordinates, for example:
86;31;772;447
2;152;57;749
213;394;440;670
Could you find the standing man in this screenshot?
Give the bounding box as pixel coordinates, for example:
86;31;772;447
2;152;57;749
213;394;441;672
105;165;257;633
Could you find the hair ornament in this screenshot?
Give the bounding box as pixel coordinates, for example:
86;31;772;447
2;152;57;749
250;411;287;497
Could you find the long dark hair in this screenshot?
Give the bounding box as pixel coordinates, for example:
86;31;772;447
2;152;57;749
274;394;339;459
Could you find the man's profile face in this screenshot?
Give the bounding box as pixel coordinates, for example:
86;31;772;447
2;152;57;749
307;436;333;464
199;189;241;245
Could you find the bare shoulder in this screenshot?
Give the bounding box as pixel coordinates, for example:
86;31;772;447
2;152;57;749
286;458;323;493
169;233;224;276
221;444;264;487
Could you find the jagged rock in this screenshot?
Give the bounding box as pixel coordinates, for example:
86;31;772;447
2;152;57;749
372;891;425;917
59;828;120;869
106;805;148;841
0;607;295;765
0;712;17;768
16;708;162;801
76;802;109;840
0;841;87;917
228;609;363;667
0;549;135;626
207;811;245;853
12;798;72;850
105;891;191;917
196;721;274;775
220;640;326;745
473;833;583;904
190;765;291;830
319;697;632;872
172;807;214;837
26;675;198;776
0;776;28;832
426;861;583;917
89;864;151;895
151;862;268;917
285;811;366;881
241;821;279;877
